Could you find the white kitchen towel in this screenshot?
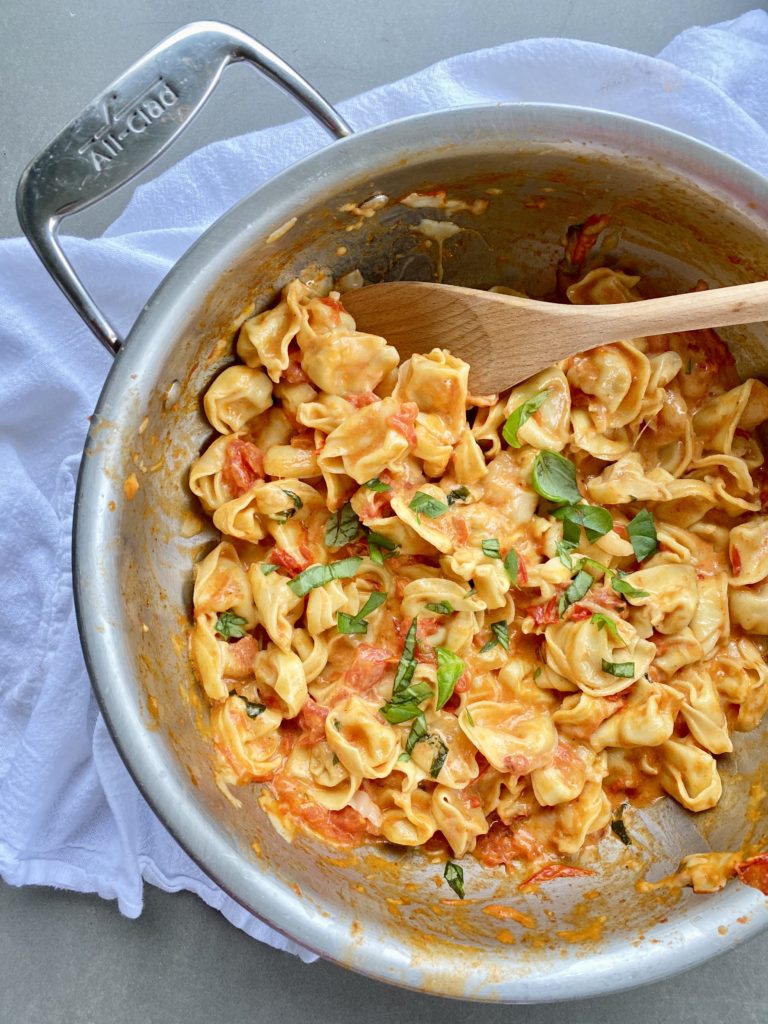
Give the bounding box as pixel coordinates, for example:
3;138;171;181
2;10;768;963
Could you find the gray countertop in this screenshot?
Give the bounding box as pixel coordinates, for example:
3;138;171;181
2;2;766;1021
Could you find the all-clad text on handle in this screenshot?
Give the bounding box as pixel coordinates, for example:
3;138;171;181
16;21;352;355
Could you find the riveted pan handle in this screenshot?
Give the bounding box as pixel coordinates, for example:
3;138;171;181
16;21;352;356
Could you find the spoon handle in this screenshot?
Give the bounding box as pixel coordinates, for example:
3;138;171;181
579;280;768;344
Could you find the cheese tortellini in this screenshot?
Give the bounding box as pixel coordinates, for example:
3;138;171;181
188;261;768;889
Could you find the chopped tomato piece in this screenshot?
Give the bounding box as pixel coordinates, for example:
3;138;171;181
388;402;419;447
269;544;313;577
417;616;441;639
569;604;592;621
344;645;394;693
320;295;344;317
222;438;264;496
735;852;768;894
225;635;259;674
613;523;629;540
348;390;378;409
283;345;309;383
731;546;742;577
475;823;537;868
566;213;611;269
297;699;329;746
516;552;529;586
522;863;595;886
529;597;559;626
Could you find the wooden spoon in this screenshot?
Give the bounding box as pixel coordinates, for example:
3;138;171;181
342;280;768;394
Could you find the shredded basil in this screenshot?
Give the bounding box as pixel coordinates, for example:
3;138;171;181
627;508;658;562
502;389;551;447
465;708;475;726
436;647;464;709
429;737;449;778
503;549;519;586
260;563;278;575
325;502;363;548
366;529;398;565
556;539;576;570
410;491;449;518
444;861;465;899
481;620;510;653
531;450;582;505
591;612;625;647
404;712;428;754
553;503;613;543
337;591;387;635
446;486;471;505
214;610;248;639
611;573;649;600
601;659;635;678
241;698;266;719
482;538;501;559
533;667;542;681
364;477;391;492
611;802;632;845
426;601;453;615
559;569;593;616
288;557;362;597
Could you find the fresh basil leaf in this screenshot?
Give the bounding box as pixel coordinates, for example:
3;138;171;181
429;737;449;778
561;516;581;548
532;450;582;505
492;620;510;651
482;539;501;559
288;557;362;597
381;677;433;722
627;508;658;562
214;610;248;639
381;701;424;724
364;477;392;492
393;680;434;706
465;707;475;727
336;591;388;635
601;659;635;678
336;613;368;635
590;612;626;647
436;647;464;709
553;503;613;543
273;505;298;522
446;486;471;505
260;563;278;575
611;802;632;846
556;539;576;570
611;574;649;600
410;491;449;518
502;389;551;447
559;569;593;616
282;489;302;510
577;556;610;577
503;549;519;586
405;712;428;754
426;601;453;614
325;502;363;548
241;699;266;719
444;861;465;899
366;529;398;566
393;617;418;694
533;667;542;681
481;620;510;653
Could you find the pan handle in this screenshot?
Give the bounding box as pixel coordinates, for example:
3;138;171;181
16;21;352;356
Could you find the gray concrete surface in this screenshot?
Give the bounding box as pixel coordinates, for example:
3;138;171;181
2;1;767;1021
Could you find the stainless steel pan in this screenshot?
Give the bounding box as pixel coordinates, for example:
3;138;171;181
17;21;768;1003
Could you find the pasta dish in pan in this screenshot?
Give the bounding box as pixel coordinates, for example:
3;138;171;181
187;254;768;897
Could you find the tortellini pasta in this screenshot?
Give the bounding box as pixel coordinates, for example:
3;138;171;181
187;263;768;888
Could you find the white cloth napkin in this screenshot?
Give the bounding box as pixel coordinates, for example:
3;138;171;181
2;10;768;962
